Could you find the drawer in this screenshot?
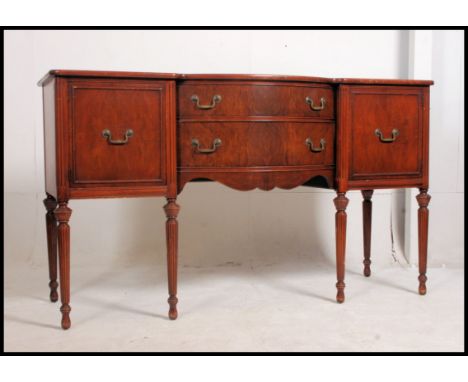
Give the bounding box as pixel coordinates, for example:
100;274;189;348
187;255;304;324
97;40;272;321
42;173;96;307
69;79;171;186
348;87;425;180
178;82;334;119
178;121;335;168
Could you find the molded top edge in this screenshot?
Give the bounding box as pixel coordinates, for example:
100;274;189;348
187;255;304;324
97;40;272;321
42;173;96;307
37;70;434;86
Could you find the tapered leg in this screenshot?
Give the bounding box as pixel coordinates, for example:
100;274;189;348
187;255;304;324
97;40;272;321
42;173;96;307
416;189;431;295
43;194;59;302
361;190;374;277
164;198;180;320
334;192;349;303
54;202;72;330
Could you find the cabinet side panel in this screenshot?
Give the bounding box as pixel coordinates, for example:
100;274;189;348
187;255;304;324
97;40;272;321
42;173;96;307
43;78;57;197
422;87;430;188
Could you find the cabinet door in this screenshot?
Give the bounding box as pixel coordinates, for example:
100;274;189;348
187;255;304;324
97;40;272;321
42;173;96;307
343;86;429;189
67;79;175;197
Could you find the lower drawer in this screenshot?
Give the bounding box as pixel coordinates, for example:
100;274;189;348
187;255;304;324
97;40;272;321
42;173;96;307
178;121;335;168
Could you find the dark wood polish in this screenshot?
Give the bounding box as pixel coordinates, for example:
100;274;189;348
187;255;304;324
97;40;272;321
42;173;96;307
361;190;374;277
39;70;433;329
43;194;59;302
416;189;431;295
349;87;423;180
164;199;180;319
39;70;433;86
178;82;334;119
54;202;72;330
178;121;335;168
334;193;349;303
178;167;335;193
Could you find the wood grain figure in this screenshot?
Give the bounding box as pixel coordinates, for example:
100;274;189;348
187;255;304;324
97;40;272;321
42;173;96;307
38;70;433;328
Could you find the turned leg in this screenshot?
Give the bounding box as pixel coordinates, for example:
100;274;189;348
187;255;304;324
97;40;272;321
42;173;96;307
361;190;374;277
416;189;431;295
43;194;59;302
54;202;72;330
164;198;180;320
334;192;349;303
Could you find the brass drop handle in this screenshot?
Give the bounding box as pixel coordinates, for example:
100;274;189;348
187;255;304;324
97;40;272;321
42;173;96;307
375;129;399;143
191;94;222;110
192;138;222;154
102;129;134;145
305;96;326;111
305;138;326;153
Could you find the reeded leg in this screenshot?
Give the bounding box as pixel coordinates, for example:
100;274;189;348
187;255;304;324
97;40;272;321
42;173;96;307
416;189;431;295
334;192;349;303
43;194;59;302
361;190;374;277
54;202;72;330
164;198;180;320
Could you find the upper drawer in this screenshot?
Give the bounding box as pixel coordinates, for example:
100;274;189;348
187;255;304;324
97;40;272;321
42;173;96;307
68;79;171;187
178;81;334;120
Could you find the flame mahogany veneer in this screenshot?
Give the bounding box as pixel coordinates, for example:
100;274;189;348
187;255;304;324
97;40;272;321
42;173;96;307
39;70;433;329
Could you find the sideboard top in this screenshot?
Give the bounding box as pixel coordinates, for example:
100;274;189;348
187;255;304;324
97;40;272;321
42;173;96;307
38;69;434;86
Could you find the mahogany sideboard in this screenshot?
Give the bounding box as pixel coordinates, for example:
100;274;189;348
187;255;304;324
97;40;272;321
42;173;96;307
38;70;433;329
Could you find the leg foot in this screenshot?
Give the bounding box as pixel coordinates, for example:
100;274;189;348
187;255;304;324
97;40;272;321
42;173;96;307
361;190;373;277
336;281;345;303
363;263;371;278
164;198;180;320
60;304;71;330
49;281;59;302
55;202;72;330
418;275;427;295
334;192;349;304
168;296;178;320
44;195;59;302
416;189;430;296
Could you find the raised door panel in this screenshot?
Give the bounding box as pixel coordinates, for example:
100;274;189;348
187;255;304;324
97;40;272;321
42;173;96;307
69;80;169;188
349;87;425;181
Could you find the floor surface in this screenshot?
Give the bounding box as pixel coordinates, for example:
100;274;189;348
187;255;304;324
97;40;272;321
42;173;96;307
4;259;464;352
